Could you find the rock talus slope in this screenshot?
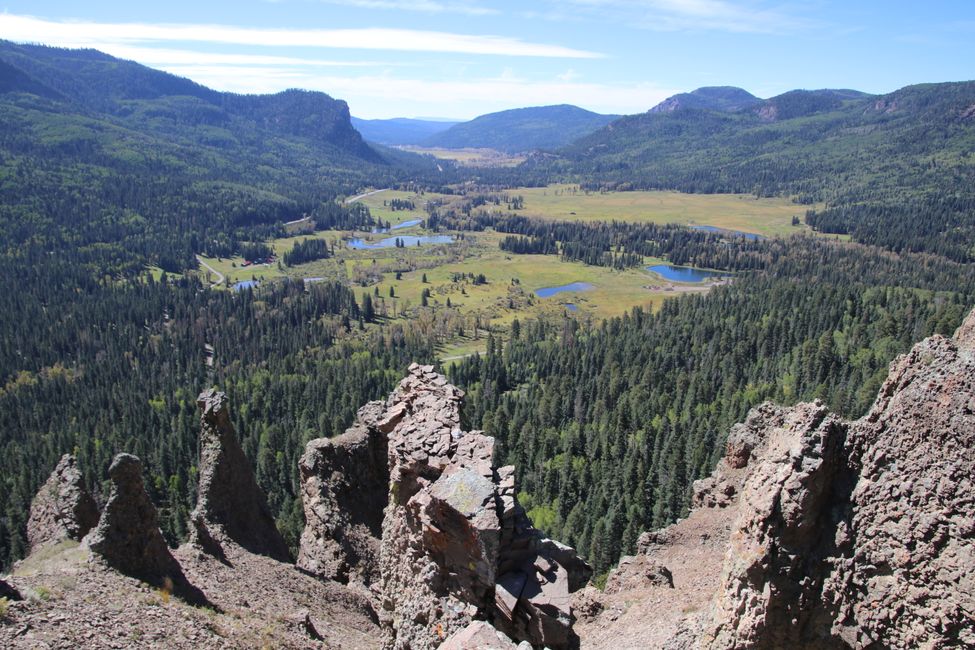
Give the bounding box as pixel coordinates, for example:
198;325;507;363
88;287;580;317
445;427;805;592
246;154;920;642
578;308;975;649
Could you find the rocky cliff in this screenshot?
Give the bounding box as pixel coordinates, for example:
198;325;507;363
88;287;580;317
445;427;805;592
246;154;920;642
577;308;975;649
299;363;592;649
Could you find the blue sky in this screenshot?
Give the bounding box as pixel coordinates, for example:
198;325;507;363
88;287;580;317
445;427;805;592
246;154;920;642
2;1;973;119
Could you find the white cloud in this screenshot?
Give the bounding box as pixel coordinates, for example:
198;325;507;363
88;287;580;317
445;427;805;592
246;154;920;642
555;0;810;34
0;14;602;58
90;44;395;68
152;63;674;117
315;0;499;16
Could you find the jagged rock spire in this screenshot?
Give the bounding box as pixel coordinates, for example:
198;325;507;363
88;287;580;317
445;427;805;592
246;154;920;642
27;453;99;551
298;363;591;650
189;389;290;562
297;401;389;585
84;454;172;577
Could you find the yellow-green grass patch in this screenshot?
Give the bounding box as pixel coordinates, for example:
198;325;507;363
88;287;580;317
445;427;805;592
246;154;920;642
494;184;815;237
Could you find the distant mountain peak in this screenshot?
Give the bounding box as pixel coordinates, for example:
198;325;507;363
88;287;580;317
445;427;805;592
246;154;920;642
649;87;760;113
422;104;620;153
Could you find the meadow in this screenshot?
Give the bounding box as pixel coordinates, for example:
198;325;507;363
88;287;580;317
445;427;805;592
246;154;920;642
505;184;813;237
197;186;778;359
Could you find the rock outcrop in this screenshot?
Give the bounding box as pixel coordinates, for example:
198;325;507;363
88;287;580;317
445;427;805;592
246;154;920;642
26;454;99;551
297;401;389;585
823;309;975;648
189;389;290;561
83;454;205;603
299;363;591;649
577;308;975;649
440;620;529;649
0;577;21;601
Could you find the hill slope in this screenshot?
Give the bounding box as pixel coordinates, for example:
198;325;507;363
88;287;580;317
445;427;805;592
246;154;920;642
538;82;975;260
648;86;762;113
0;41;446;271
351;116;458;145
423;104;619;153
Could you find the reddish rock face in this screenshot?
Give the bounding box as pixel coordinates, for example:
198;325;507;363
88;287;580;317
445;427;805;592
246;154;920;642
27;454;99;552
298;363;590;650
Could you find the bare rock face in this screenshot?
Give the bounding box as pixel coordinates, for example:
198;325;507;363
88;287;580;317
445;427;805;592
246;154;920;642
372;363;590;650
701;401;850;649
579;307;975;650
823;314;975;649
26;454;99;551
440;620;528;650
297;401;389;585
83;455;184;584
190;389;290;562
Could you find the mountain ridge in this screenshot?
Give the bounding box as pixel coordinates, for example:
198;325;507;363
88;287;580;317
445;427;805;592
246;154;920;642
422;104;619;153
351;116;459;145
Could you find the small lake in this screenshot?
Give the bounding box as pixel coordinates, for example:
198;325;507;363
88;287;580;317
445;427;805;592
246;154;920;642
565;303;578;312
303;277;326;284
348;235;454;250
689;225;763;241
372;219;423;233
646;265;730;283
534;282;595;298
232;280;259;291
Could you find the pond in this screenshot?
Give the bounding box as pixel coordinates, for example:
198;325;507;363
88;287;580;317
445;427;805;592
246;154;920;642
372;219;423;233
689;225;763;241
565;303;578;312
232;280;259;291
303;277;326;284
534;282;595;298
646;264;730;283
348;235;454;250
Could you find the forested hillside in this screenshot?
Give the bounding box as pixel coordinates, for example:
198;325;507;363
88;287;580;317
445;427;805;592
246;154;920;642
423;104;618;153
0;41;450;271
522;82;975;261
351;116;458;145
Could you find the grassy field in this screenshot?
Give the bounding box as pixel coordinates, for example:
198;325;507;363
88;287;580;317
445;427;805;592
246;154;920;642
197;187;741;360
501;184;813;237
397;146;527;167
354;189;442;225
357;231;703;324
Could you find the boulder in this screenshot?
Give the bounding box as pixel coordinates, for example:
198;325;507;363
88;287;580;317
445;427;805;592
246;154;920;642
190;389;290;561
297;404;389;585
0;577;21;601
440;620;527;650
26;454;99;551
604;555;674;594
